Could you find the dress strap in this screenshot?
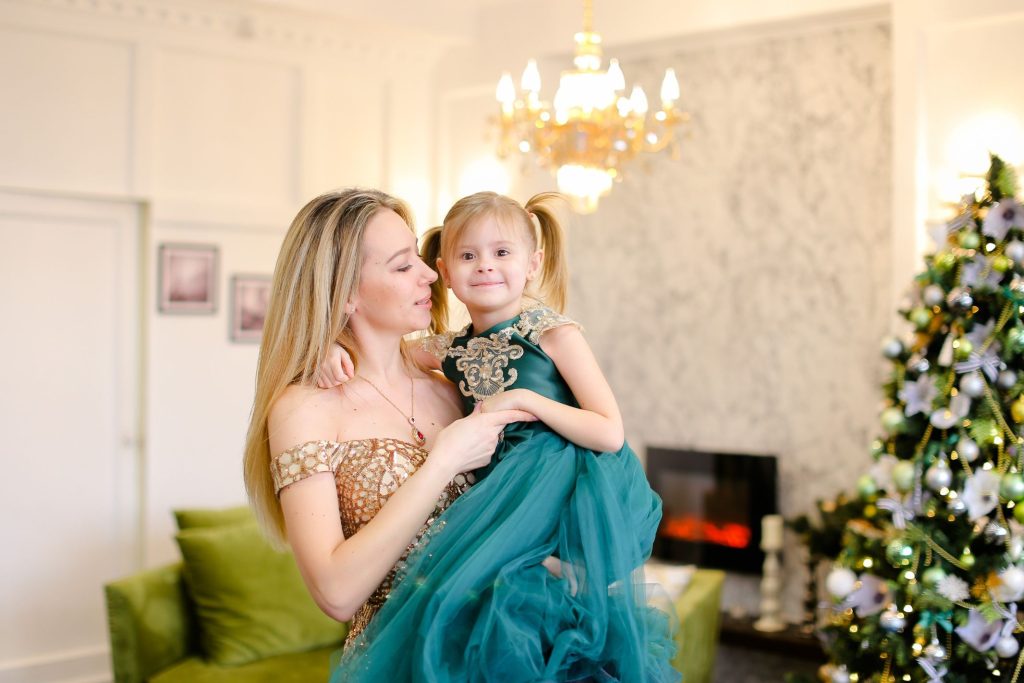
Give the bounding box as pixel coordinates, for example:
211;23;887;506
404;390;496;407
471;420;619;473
271;440;346;495
514;305;581;345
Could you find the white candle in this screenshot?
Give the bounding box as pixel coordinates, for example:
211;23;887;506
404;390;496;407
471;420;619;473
761;514;784;550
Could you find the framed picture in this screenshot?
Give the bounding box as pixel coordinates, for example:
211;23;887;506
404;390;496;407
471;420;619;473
158;243;218;314
230;274;272;343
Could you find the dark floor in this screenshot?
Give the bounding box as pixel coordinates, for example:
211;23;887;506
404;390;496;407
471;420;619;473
712;643;822;683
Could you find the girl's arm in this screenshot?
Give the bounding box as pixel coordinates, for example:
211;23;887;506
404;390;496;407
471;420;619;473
482;324;625;453
316;340;442;389
270;387;521;621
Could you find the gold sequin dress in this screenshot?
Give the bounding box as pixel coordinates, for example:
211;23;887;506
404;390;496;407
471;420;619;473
270;438;472;644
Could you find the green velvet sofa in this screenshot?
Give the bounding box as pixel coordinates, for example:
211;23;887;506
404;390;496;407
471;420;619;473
105;560;723;682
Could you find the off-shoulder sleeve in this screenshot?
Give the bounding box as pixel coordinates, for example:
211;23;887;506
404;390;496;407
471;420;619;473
416;332;457;363
516;305;582;345
270;440;345;495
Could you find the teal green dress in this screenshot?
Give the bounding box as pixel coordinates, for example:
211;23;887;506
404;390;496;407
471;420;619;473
330;305;678;683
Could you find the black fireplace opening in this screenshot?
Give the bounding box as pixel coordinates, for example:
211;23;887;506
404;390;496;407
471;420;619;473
646;447;778;574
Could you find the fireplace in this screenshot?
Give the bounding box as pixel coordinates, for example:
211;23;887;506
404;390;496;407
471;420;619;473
646;447;778;574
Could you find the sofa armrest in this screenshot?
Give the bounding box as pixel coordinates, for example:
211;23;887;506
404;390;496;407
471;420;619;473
105;563;197;683
673;569;725;683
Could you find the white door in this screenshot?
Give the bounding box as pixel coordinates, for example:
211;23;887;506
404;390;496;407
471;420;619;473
0;190;141;682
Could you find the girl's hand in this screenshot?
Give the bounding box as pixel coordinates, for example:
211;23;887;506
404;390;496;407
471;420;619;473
315;342;355;389
480;389;536;414
428;405;535;477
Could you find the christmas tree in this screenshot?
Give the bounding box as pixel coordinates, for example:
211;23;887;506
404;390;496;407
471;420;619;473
819;155;1024;683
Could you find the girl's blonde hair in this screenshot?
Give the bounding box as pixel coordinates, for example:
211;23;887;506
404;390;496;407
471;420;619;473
420;191;568;333
243;188;414;546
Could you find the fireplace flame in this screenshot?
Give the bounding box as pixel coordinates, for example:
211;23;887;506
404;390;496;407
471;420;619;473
660;515;751;549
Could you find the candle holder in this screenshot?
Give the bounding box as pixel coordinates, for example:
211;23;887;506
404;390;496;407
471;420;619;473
755;514;786;633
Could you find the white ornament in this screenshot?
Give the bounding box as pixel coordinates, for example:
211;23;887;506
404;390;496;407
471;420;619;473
995;566;1024;602
826;567;858;599
997;635;1020;659
923;284;946;307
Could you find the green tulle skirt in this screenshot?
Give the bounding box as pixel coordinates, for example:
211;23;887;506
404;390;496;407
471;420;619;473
330;430;679;683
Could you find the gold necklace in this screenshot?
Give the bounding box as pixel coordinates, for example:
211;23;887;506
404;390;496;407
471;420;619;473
359;375;425;447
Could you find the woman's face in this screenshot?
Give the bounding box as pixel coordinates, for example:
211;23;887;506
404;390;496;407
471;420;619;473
349;208;436;336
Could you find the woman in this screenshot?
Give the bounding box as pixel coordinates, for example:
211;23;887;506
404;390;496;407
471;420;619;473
242;188;531;644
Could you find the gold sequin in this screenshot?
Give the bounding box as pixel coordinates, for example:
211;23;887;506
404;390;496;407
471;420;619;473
271;438;472;644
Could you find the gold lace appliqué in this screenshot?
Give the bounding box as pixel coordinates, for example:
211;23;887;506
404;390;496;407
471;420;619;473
448;326;524;402
514;305;579;344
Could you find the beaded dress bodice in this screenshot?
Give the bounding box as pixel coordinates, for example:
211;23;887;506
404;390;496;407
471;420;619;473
271;437;472;642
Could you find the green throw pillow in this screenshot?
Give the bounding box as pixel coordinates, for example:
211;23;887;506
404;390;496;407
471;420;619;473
174;505;254;530
175;522;347;666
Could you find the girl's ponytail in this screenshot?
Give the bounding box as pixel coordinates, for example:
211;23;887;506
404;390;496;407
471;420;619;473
525;192;569;313
420;226;449;333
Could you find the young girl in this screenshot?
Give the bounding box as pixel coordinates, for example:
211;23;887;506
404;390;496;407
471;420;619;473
325;192;677;682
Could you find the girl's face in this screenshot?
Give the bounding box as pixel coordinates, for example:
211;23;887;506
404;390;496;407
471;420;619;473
438;214;542;324
350;208;436;335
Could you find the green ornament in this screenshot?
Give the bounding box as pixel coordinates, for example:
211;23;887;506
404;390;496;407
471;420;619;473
882;407;908;435
910;307;933;330
886;538;914;567
1008;326;1024;354
857;474;877;498
959;231;981;250
893;460;916;492
1002;473;1024;502
922;566;946;588
955;338;974;360
1015;503;1024;525
935;252;957;273
994;254;1013;273
960;550;976;569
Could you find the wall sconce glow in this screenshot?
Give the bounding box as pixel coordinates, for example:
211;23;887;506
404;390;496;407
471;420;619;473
945;112;1024;175
932;165;986;205
457;157;510;197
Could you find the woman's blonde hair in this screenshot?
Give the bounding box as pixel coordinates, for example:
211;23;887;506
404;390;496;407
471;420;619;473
420;191;568;333
243;188;414;545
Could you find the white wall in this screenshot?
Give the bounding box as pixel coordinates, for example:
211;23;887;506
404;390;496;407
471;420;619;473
0;0;451;679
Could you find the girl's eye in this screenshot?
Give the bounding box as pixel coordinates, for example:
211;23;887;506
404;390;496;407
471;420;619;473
397;264;413;272
496;248;510;257
460;252;475;261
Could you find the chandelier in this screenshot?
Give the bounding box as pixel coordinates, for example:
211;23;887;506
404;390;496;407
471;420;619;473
495;0;686;213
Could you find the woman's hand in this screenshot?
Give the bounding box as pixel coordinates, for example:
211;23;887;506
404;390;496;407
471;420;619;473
428;405;535;477
315;342;355;388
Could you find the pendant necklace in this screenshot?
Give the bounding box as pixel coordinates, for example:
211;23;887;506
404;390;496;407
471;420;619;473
359;375;426;447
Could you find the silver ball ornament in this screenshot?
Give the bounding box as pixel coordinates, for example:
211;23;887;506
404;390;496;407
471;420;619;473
999;369;1019;390
948;289;974;313
829;665;851;683
1007;240;1024;265
960;372;986;398
912;358;931;375
879;606;906;632
923;284;946;307
925;460;953;491
923;640;947;660
959;437;980;462
997;635;1021;659
949;497;967;515
882;337;904;360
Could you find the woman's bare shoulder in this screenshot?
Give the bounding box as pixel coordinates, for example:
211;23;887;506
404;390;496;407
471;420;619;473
269;383;347;455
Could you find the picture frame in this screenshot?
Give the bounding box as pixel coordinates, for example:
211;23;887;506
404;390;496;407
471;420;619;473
230;274;272;343
158;243;218;314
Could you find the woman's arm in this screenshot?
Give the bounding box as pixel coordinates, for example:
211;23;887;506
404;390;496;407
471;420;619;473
481;324;625;453
270;388;528;621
